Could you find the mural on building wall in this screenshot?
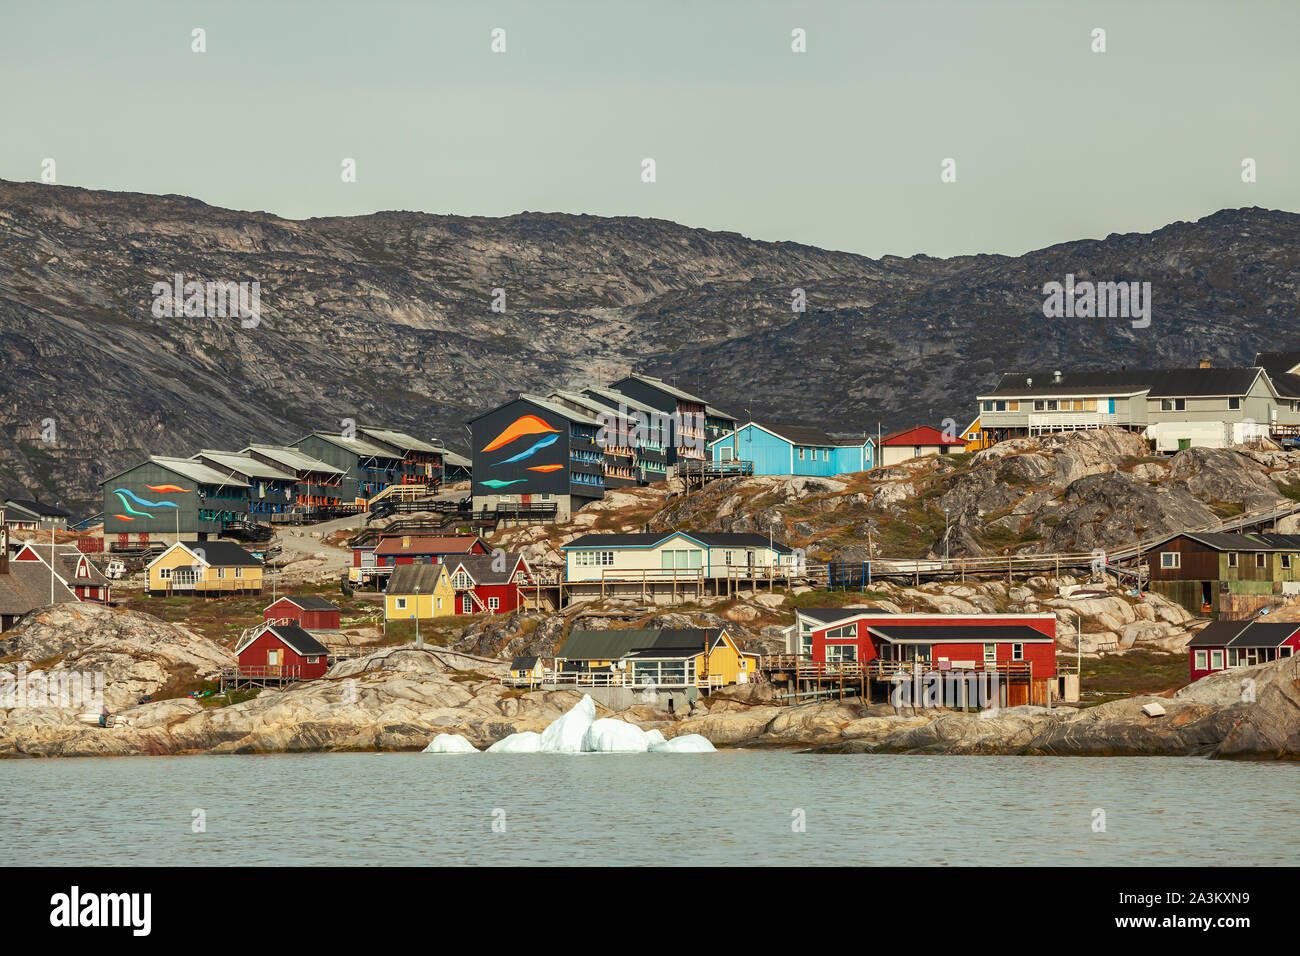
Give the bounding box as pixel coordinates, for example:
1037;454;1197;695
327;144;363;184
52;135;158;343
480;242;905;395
474;407;569;497
111;486;190;521
482;415;560;452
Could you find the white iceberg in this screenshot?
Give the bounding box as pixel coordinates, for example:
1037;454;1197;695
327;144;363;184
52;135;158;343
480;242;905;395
422;733;479;754
649;733;717;753
538;694;596;753
486;731;543;753
644;729;666;748
582;718;650;753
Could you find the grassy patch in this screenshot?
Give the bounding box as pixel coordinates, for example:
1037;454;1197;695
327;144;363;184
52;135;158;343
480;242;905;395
1078;649;1189;705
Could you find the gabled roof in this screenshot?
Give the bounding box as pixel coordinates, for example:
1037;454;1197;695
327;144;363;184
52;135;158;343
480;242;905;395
1255;352;1300;398
549;389;619;421
13;544;110;587
611;374;709;406
982;367;1266;399
4;498;71;518
267;595;340;612
709;421;873;450
386;563;448;595
150;540;261;569
518;393;603;426
1179;532;1300;553
236;621;330;656
357;427;443;455
581;385;663;417
445;552;527;586
869;624;1054;644
441;450;471;469
373;534;487;556
561;531;792;555
798;606;887;625
1227;621;1300;648
511;655;540;670
557;628;730;662
881;426;966;448
194;450;297;482
242;444;346;477
101;456;248;489
301;432;401;459
0;560;79;615
1186;620;1250;648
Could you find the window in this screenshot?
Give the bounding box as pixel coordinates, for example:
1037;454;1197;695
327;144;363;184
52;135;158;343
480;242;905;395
159;568;172;580
574;550;614;567
395;597;407;610
797;448;805;460
995;401;1007;412
982;401;993;412
1210;649;1224;669
1228;553;1239;568
1161;552;1180;569
436;597;443;610
825;644;858;662
307;656;320;664
1228;397;1241;410
983;643;996;662
1194;650;1208;670
660;549;701;570
1034;401;1046;411
1256;553;1267;569
216;568;226;579
1283;555;1292;570
488;597;500;611
1012;643;1024;661
462;595;473;613
453;571;472;589
234;567;243;579
825;623;856;640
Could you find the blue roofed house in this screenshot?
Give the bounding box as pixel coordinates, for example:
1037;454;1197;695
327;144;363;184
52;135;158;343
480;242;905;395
707;422;874;477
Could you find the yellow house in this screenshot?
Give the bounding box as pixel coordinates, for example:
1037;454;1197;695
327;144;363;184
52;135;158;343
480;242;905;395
508;655;545;684
961;415;992;452
147;541;264;596
384;563;454;621
555;627;758;688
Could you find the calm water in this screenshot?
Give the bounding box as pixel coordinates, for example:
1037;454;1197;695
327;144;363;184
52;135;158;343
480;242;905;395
2;752;1296;866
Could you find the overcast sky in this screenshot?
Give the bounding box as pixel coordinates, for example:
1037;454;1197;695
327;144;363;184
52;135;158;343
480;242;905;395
2;0;1296;258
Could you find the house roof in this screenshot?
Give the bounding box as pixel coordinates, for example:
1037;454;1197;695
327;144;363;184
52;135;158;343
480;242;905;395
446;553;526;586
557;628;728;661
1180;532;1300;552
441;450;471;469
101;456;248;489
1254;352;1300;397
714;421;872;450
194;450;298;483
156;541;261;568
303;432;402;459
236;622;331;656
13;544;110;587
386;563;447;595
0;560;79;615
880;426;966;447
358;427;443;455
374;535;487;556
268;595;340;612
518;393;603;426
549;389;620;421
1227;621;1300;648
581;385;663;417
242;444;346;477
799;606;888;625
4;498;71;519
868;625;1054;644
510;655;539;670
612;374;709;406
1185;620;1250;648
982;367;1266;399
561;531;792;554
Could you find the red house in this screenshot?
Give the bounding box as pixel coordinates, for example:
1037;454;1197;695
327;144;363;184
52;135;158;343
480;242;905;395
11;542;112;604
793;607;1058;705
446;552;533;615
1187;620;1299;683
264;595;341;631
235;622;331;681
879;425;967;465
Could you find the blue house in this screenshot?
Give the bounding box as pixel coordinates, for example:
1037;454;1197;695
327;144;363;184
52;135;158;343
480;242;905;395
707;422;874;477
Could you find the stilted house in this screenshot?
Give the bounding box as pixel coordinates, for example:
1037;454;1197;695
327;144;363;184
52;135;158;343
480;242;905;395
234;622;331;682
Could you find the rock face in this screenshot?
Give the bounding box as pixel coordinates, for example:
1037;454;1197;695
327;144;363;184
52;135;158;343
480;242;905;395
1;177;1297;513
0;603;234;711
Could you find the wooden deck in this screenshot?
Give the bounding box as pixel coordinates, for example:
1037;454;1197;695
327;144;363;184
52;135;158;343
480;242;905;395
218;664;303;691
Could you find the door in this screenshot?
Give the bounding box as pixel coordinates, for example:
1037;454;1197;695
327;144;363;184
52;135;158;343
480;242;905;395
1201;581;1212;613
266;648;282;675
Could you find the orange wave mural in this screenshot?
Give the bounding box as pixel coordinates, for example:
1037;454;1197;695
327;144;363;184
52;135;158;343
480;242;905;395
146;484;191;493
481;415;560;453
526;464;564;472
114;515;135;521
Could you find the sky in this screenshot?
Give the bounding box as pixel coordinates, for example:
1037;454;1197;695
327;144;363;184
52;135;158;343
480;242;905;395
1;0;1296;258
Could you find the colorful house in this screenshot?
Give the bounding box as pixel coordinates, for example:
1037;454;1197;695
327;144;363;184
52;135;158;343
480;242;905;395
384;563;455;621
878;425;967;466
3;498;71;532
192;450;298;523
242;444;348;521
1187;620;1300;682
555;627;758;688
357;427;446;489
234;622;331;681
707;422;873;476
562;531;794;583
606;373;712;468
146;541;263;596
264;595;341;631
445;552;533;615
0;514;78;630
579;385;671;485
508;655;545;684
1148;532;1300;619
959;415;990;451
10;543;111;604
467;394;606;521
292;432;406;505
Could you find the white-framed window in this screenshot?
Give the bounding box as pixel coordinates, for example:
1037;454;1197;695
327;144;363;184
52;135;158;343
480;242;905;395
436;597;443;610
1161;552;1180;568
395;597;407;610
1194;650;1207;670
797;448;805;460
1210;649;1224;669
825;623;856;640
825;644;857;662
822;449;829;461
660;549;702;570
235;567;243;579
1283;554;1292;570
1012;643;1024;661
307;656;320;664
574;550;614;567
488;597;500;611
462;595;473;613
453;571;472;589
1228;397;1240;409
1228;553;1239;568
216;568;226;579
159;567;172;580
1256;553;1267;569
983;643;996;662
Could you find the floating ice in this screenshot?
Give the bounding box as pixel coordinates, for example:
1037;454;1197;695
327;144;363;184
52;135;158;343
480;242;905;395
582;718;650;753
649;734;717;753
538;694;596;753
485;731;543;753
422;733;479;754
644;729;667;748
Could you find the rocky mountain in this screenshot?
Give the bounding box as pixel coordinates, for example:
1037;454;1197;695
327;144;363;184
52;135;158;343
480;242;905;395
1;177;1297;511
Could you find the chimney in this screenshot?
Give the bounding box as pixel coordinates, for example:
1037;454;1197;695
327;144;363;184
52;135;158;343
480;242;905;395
1053;370;1063;385
1199;357;1211;369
